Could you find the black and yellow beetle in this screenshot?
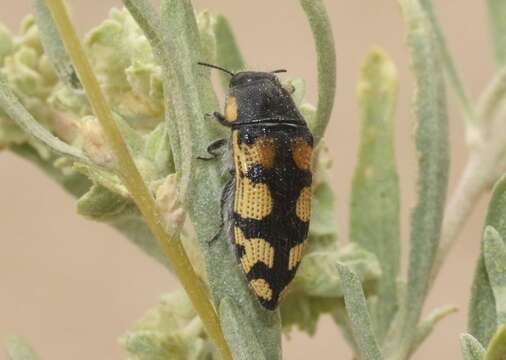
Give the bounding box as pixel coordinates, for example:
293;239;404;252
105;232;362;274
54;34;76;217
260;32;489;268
199;62;313;310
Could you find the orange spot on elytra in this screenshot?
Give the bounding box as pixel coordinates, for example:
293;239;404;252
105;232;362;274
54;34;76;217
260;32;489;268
291;137;312;170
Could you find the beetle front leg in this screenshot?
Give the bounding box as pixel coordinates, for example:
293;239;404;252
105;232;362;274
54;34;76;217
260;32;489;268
205;111;231;127
197;138;227;161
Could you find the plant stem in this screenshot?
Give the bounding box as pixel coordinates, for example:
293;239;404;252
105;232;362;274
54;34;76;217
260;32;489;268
43;1;231;359
432;156;486;280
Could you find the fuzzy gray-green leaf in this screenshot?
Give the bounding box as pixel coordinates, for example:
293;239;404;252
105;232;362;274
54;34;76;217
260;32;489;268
469;176;506;347
31;0;80;89
418;0;475;123
461;334;486;360
214;14;246;90
134;0;281;357
350;47;400;342
299;0;336;144
483;226;506;325
487;0;506;67
337;263;383;360
5;337;40;360
398;0;449;352
0;74;87;163
219;297;268;360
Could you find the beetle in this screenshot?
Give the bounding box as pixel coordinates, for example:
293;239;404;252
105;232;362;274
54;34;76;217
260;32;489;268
198;62;313;310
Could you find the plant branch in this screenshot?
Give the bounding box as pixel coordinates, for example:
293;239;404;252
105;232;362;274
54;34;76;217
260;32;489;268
431;155;489;282
431;67;506;284
43;1;231;359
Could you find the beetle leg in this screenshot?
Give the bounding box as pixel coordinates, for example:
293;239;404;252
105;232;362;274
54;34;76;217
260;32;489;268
197;138;227;160
212;111;233;127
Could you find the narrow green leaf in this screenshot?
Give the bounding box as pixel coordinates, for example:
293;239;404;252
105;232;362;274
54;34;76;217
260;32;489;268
350;47;400;342
483;226;506;325
333;305;359;354
125;0;281;358
31;0;80;88
398;0;449;352
418;0;475;124
5;337;40;360
219;297;268;360
487;0;506;67
299;0;336;144
469;176;506;347
485;325;506;360
408;305;458;357
337;263;383;360
213;15;246;90
0;74;88;163
461;334;486;360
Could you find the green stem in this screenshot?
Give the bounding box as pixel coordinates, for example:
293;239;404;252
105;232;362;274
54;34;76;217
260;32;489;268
43;1;231;359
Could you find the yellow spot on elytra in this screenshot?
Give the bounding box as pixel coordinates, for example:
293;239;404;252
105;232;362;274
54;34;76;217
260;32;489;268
244;137;276;169
231;131;276;220
291;137;312;170
296;186;312;222
249;278;273;301
225;96;238;122
288;242;305;270
233;134;276;171
234;227;274;273
234;174;273;220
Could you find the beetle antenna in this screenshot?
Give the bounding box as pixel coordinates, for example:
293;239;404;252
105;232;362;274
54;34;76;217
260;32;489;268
272;69;287;74
197;62;235;76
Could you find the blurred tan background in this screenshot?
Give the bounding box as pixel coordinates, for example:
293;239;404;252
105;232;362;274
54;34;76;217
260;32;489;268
0;1;494;359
